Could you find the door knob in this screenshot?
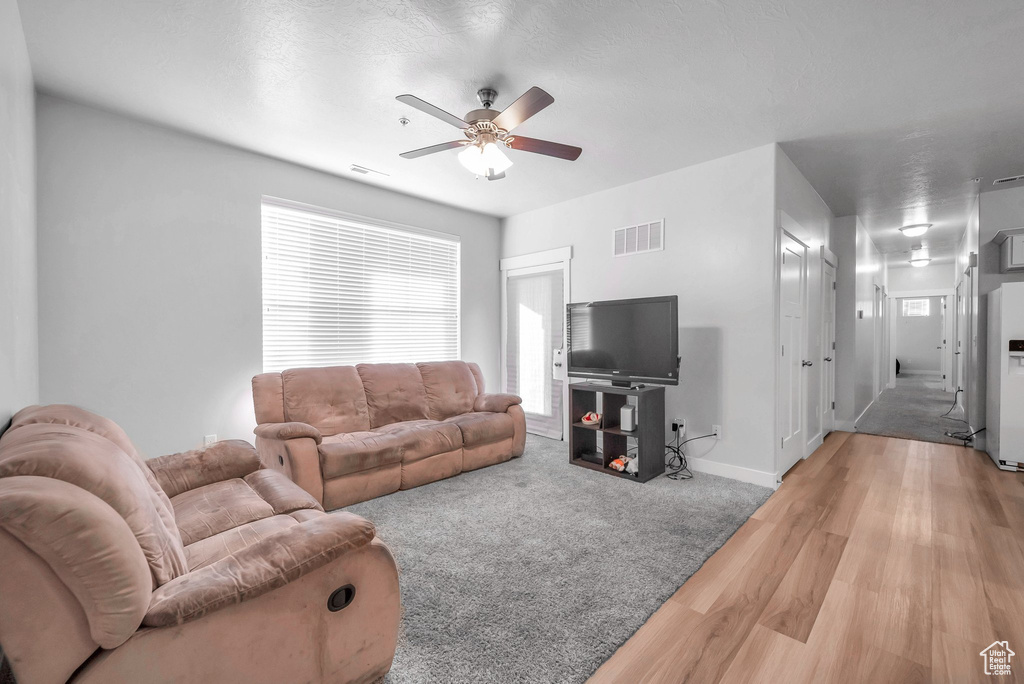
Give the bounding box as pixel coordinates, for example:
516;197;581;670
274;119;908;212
802;360;813;367
824;357;832;362
553;362;563;367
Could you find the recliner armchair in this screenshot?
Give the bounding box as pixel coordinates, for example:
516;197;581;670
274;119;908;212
0;405;400;684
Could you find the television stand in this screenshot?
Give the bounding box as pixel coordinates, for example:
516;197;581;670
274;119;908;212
568;382;665;483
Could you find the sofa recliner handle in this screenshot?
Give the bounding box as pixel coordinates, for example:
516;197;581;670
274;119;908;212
328;584;356;612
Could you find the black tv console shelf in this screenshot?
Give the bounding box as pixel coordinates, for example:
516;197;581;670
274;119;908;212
568;382;665;483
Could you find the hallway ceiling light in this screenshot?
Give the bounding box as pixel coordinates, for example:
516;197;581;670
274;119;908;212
909;257;932;267
900;224;932;237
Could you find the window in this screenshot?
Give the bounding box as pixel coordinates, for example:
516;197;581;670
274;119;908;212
902;298;931;317
261;199;460;372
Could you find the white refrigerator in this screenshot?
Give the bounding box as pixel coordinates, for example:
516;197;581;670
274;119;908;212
986;282;1024;471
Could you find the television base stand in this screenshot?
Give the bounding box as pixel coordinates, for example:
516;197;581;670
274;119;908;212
610;380;634;388
568;382;665;483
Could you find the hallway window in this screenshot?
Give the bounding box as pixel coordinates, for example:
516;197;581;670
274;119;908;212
902;299;931;317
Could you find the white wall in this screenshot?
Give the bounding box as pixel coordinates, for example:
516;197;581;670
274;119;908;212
888;263;955;292
0;0;38;430
775;147;834;451
832;215;887;428
895;296;943;373
501;144;778;485
36;95;501;457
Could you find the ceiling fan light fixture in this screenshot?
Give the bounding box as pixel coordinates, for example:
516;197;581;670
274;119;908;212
909;257;932;268
900;223;931;237
458;141;512;177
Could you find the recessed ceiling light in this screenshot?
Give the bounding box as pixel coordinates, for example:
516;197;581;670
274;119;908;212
909;257;932;268
900;224;931;237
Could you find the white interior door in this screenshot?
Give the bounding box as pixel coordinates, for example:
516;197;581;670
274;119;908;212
822;261;836;434
501;255;569;440
778;230;807;475
954;281;965;393
941;295;952;392
873;286;883;397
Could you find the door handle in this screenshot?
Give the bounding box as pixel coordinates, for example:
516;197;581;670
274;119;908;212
802;360;813;367
553;362;563;367
824;357;832;362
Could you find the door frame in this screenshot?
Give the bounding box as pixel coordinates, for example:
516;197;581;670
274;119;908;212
774;212;811;481
887;289;955;392
820;246;838;436
499;246;572;439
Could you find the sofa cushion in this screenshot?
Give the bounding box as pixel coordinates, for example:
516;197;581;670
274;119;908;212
183;514;299;571
171;479;276;546
357;363;430;428
444;412;515;446
281;366;371;436
242;470;322;515
318;432;405;479
371;419;463;463
5;405;181;550
0;422;188;588
0;476;152;648
417;361;480;421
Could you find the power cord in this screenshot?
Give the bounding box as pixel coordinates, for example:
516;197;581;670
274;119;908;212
666;431;717;480
945;426;985;446
940;388;967;423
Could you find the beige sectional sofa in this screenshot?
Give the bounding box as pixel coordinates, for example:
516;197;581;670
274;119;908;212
252;361;526;510
0;405;400;684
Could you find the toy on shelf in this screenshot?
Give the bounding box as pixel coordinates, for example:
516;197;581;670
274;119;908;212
581;411;602;426
609;455;635;472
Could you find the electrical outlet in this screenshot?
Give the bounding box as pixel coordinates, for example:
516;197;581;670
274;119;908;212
712;424;722;439
676;418;686;437
203;434;217;446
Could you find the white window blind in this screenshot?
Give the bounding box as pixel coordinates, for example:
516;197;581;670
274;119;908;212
261;200;460;372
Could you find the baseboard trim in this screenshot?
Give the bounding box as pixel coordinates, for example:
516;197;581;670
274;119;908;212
805;432;824;456
835;420;856;432
899;370;942;377
686;457;778;489
852;401;874;429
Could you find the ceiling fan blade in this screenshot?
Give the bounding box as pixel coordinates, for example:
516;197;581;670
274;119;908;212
507;136;582;161
396;95;467;129
491;87;554;132
399;140;467;159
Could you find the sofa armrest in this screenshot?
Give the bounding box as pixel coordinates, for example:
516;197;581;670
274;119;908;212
148;440;261;499
473;393;523;414
143;513;375;627
254;422;322;444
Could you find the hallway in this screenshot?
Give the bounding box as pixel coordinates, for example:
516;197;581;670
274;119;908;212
856;377;969;446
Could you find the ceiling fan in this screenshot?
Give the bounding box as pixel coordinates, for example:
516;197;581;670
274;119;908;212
396;87;582;181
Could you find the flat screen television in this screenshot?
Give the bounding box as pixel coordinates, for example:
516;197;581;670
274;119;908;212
566;295;679;386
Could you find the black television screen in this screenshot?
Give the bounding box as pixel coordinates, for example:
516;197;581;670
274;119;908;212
566;295;679;385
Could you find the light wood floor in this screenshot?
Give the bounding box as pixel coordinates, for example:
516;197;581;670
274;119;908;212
589;432;1024;683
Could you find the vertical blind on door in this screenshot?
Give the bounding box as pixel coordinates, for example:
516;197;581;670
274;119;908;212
261;200;460;372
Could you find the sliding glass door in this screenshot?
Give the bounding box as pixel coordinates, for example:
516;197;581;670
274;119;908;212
503;263;565;439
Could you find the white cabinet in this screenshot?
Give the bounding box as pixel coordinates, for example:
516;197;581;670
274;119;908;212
994;228;1024;273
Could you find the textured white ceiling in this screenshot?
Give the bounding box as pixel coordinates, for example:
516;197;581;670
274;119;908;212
18;0;1024;261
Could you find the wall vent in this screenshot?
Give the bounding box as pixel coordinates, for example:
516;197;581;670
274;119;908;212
613;219;664;257
993;174;1024;186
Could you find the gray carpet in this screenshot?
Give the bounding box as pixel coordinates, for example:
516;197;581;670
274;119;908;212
856;376;968;445
345;434;772;683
